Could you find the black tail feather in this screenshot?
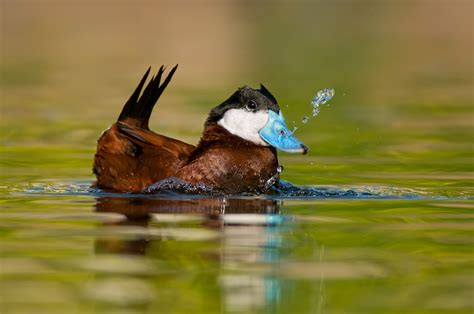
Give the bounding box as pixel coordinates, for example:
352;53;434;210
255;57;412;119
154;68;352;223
117;65;178;129
118;67;151;122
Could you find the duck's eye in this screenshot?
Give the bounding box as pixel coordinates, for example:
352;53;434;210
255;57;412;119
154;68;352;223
246;101;257;111
278;129;286;136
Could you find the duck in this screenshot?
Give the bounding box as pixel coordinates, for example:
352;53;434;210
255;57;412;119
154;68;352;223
92;65;308;194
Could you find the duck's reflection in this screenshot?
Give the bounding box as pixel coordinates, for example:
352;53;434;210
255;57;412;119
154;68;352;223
95;196;283;312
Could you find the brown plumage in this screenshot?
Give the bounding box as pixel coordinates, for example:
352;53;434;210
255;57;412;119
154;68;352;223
92;66;280;194
174;124;278;193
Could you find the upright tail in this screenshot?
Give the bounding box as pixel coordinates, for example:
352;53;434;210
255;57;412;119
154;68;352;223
118;65;178;129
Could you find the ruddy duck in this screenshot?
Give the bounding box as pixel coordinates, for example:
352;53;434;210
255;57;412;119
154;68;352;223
93;65;308;194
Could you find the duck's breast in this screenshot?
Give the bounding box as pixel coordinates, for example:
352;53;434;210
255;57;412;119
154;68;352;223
175;144;278;193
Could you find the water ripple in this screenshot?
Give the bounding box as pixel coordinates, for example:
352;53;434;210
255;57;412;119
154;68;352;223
9;179;469;200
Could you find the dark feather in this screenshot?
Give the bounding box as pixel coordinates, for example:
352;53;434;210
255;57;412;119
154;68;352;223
117;65;178;129
259;84;278;104
116;121;150;144
118;67;151;122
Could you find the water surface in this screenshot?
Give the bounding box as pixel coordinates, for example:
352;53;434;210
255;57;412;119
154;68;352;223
1;1;473;313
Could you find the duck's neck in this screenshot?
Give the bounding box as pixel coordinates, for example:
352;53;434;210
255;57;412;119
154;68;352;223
197;123;264;148
190;123;277;158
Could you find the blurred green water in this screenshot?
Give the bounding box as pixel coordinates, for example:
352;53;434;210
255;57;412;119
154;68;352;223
1;0;473;313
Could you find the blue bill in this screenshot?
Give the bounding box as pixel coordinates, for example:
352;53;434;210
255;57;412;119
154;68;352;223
259;111;308;154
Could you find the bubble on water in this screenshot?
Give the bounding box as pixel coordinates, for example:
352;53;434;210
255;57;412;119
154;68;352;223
302;116;309;124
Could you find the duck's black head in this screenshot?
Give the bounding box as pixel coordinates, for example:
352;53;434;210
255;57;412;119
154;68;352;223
205;84;280;127
205;85;309;154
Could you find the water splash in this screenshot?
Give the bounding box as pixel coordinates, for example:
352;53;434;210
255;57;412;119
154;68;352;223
143;177;216;194
297;88;335;125
309;87;335;118
265;165;284;190
15;179;462;200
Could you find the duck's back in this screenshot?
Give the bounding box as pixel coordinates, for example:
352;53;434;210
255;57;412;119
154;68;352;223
92;65;197;192
93;122;195;192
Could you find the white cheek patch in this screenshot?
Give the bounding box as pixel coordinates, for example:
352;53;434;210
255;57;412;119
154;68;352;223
218;109;270;146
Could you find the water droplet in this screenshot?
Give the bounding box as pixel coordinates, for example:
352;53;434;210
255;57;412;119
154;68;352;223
265;165;284;190
290;87;335;130
310;87;335;117
312;107;320;117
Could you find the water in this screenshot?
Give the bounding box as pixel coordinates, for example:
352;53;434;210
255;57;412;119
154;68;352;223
264;165;284;190
1;180;472;313
2;1;473;313
310;88;335;117
299;87;334;126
